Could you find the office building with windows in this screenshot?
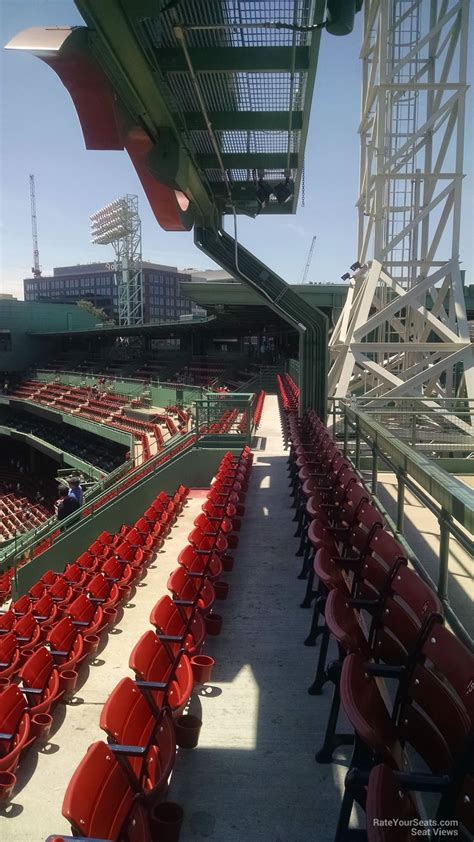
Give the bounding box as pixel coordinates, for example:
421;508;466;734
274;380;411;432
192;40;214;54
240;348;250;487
23;262;203;323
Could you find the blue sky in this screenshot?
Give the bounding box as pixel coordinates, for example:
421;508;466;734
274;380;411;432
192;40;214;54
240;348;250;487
0;1;472;299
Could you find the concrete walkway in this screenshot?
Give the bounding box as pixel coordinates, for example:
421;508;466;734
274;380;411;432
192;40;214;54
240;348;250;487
168;395;346;841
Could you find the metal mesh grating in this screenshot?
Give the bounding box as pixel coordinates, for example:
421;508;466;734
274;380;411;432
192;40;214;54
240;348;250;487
165;71;306;113
143;0;315;49
190;130;300;154
205;167;292;183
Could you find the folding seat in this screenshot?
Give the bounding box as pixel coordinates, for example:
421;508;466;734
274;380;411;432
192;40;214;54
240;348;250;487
11;594;33;620
63;562;88;589
18;647;62;715
28;580;45;602
0;684;31;774
150;594;205;656
84;572;120;610
114;540;148;575
188;525;229;557
14;613;42;660
314;560;442;761
336;623;474;840
40;570;59;590
65;593;106;637
129;630;193;717
75;551;101;576
167;565;215;614
31;592;59;630
46;617;84;671
101;555;134;589
48;576;74;612
0;610;15;636
0;631;21;679
100;677;176;800
207;485;245;517
61;740;152;841
177;544;223;582
365;764;423;842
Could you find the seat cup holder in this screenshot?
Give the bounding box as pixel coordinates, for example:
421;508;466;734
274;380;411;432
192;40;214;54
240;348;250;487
204;612;222;636
190;655;215;685
0;771;16;803
83;633;100;656
30;712;53;742
59;669;78;699
0;677;10;693
213;581;229;600
119;584;131;604
103;607;117;628
150;801;184;842
222;555;234;572
174;714;202;750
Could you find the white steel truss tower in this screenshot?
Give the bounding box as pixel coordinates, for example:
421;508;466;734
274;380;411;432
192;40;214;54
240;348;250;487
329;0;473;420
91;195;143;326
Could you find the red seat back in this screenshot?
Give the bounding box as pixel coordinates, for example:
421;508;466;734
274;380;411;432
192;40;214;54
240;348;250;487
62;741;150;841
100;677;175;795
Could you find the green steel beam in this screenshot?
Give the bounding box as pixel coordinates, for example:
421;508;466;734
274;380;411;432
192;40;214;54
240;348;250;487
158;46;310;72
183;111;304;131
197;152;299;170
75;0;215;221
195;225;328;419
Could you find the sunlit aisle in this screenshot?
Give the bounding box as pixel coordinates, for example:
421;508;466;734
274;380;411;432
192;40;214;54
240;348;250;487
169;395;346;842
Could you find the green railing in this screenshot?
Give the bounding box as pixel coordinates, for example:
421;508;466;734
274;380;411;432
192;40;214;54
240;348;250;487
335;401;473;648
331;396;474;456
194;392;255;445
0;446;134;569
0;429;198;580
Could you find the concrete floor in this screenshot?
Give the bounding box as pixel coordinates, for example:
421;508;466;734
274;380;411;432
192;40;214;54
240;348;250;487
168;395;347;841
375;473;473;638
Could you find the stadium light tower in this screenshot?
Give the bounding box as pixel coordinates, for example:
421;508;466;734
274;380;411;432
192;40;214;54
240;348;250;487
329;0;473;424
90;195;143;326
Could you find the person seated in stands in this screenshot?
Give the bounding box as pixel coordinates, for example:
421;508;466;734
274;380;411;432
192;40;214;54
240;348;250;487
68;476;84;507
56;486;80;521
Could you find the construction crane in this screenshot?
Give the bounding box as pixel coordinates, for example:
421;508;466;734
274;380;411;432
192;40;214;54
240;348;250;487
29;174;41;277
300;235;316;284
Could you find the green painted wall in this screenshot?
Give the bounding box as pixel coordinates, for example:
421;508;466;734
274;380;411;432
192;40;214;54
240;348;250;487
14;446;240;594
0;300;97;372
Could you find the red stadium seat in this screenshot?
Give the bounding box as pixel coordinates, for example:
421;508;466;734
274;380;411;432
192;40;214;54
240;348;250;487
0;631;21;679
46;617;84;671
62;741;151;841
18;647;62;715
167;565;215;614
65;594;106;637
100;676;175;798
0;684;31;774
129;630;193;717
150;594;205;656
